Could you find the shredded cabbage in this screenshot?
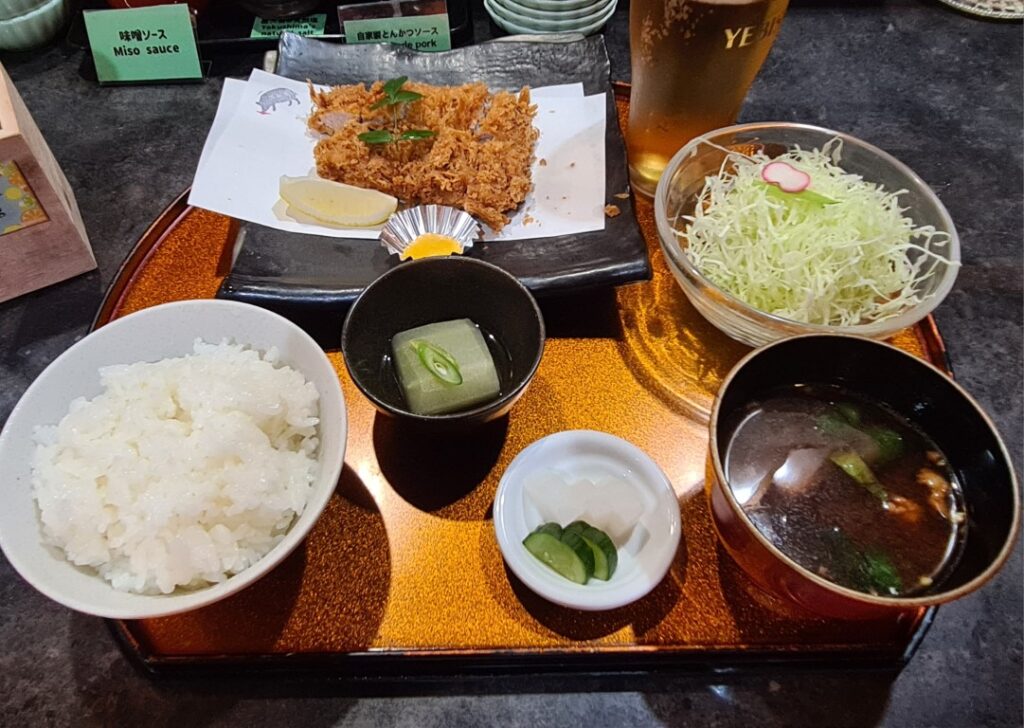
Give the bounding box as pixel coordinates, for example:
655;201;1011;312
680;138;957;327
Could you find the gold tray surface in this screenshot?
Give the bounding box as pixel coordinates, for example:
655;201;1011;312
104;98;946;666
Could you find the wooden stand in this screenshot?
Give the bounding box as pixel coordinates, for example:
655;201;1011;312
0;63;95;303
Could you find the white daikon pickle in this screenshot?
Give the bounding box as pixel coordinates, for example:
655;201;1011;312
579;475;644;546
524;470;644;548
623;522;651;557
524;470;597;524
391;318;500;415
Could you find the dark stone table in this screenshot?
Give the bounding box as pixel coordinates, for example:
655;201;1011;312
1;1;1020;725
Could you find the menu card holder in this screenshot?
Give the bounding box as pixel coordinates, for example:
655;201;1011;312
0;63;95;303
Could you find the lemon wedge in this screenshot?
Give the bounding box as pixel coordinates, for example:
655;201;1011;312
279;175;398;227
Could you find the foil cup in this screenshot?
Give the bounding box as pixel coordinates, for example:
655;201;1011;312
380;205;481;259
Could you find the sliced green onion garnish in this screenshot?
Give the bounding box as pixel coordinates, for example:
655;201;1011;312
829;450;888;503
411;340;462;385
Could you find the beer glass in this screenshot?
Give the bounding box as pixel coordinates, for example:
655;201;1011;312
627;0;789;197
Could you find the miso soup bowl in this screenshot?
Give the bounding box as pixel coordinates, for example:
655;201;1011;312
708;334;1019;620
341;257;545;429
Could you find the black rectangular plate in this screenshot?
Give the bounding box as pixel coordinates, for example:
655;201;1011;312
216;33;650;315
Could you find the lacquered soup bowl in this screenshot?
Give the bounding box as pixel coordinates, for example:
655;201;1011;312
708;334;1019;620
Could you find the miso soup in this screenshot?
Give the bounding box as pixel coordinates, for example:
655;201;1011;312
724;385;966;598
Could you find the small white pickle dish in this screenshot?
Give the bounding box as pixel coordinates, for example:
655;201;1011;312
493;430;682;611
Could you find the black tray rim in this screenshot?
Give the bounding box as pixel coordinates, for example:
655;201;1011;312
107;607;937;682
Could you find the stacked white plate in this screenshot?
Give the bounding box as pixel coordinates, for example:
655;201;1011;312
485;0;618;36
0;0;67;51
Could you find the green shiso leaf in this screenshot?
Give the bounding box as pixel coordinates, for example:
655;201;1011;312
358;130;396;145
381;76;408;97
400;129;436;141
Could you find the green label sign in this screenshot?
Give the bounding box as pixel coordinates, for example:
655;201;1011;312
83;5;202;84
343;14;451;52
250;14;327;39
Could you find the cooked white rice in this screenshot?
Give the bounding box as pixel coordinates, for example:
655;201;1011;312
31;340;320;595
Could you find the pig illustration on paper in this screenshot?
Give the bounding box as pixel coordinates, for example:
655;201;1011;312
256;88;301;115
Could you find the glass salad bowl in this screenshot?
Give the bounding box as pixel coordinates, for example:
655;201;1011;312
654;122;961;348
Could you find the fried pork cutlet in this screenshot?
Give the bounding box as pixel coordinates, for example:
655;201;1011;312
309;80;538;231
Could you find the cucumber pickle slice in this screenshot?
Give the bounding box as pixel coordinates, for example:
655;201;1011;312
523;522;594;584
522;521;618;584
534;522;563;539
565;520;618;581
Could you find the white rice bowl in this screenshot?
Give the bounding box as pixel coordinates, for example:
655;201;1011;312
33;341;321;595
0;300;347;619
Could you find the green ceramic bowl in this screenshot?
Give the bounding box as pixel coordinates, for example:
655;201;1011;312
485;0;616;34
507;0;597;11
494;0;614;21
0;0;67;50
0;0;49;21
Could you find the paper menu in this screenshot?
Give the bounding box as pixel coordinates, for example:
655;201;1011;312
188;71;607;242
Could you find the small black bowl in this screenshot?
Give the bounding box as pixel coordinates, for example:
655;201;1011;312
341;257;545;428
